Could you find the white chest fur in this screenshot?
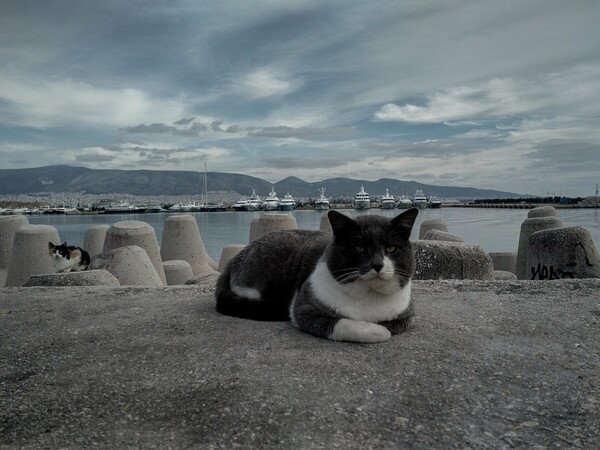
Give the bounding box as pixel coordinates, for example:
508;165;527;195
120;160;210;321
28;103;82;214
308;261;411;323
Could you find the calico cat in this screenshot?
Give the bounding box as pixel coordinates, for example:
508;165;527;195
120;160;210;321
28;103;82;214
48;241;91;273
215;208;419;343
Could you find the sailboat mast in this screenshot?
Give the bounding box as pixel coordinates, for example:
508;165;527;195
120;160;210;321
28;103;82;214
203;159;208;206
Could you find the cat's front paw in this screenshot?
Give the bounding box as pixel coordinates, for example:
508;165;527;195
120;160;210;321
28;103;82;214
329;318;392;343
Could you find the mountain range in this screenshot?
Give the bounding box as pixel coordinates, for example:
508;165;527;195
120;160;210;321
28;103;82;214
0;165;527;199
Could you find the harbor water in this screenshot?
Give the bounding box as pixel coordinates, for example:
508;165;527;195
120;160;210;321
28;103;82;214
27;208;600;262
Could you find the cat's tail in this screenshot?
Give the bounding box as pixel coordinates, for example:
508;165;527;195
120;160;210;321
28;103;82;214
215;265;290;321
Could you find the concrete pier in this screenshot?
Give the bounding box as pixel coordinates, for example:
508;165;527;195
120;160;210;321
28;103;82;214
1;280;599;448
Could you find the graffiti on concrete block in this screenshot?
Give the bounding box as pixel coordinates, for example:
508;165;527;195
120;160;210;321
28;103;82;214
530;263;561;280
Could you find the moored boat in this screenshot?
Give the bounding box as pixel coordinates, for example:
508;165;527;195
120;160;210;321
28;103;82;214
278;191;296;211
103;202;147;214
232;197;249;211
428;196;442;208
397;195;413;209
315;188;330;211
200;202;227;212
354;185;371;210
380;189;396;209
262;186;280;211
413;190;428;209
246;189;262;211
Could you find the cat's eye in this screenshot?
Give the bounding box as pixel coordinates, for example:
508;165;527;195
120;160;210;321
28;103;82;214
355;245;365;253
385;245;396;254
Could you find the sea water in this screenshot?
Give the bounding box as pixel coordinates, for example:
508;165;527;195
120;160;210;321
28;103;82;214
28;208;600;262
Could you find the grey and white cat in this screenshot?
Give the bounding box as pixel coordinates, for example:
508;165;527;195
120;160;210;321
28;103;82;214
215;208;419;343
48;241;90;273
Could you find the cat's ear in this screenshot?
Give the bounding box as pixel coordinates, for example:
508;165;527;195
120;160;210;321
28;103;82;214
391;208;419;240
48;242;54;249
62;241;67;246
328;210;358;236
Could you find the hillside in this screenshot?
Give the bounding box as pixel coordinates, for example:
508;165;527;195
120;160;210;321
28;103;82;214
0;165;527;199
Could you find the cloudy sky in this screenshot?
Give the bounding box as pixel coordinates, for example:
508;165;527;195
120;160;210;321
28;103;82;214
1;0;599;196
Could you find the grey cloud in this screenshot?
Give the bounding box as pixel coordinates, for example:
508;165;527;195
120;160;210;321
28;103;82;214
262;155;348;169
525;139;600;169
367;140;480;159
173;117;196;125
75;153;116;162
122;123;176;134
251;126;352;140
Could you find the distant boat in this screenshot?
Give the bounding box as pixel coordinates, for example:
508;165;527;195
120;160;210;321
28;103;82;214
168;202;200;212
397;195;413;209
200;202;226;212
246;189;262;211
354;185;370;210
428;196;442;208
103;202;147;214
413;190;428;209
278;191;296;211
380;189;396;209
315;188;330;211
232;197;249;211
262;186;280;211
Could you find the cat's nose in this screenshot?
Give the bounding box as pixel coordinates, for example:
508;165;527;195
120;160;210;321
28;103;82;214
371;262;383;273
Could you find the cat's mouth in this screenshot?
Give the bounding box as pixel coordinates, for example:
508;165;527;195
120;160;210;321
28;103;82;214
360;269;394;281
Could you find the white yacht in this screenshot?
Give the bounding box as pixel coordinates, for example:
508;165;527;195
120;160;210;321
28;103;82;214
380;189;396;209
232;197;249;211
428;196;442;208
315;188;330;211
246;189;263;211
278;191;296;211
397;195;413;209
413;190;428;209
103;201;147;214
354;185;371;210
262;186;280;211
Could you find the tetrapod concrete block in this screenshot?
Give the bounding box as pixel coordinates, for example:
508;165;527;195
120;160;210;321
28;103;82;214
163;260;194;286
249;214;297;242
160;214;216;277
0;214;29;287
527;226;600;280
494;270;518;280
489;252;517;274
24;270;120;287
528;205;558;218
516;216;563;280
103;220;167;285
4;224;61;287
320;211;352;234
90;245;164;286
218;244;246;273
419;219;448;239
84;224;109;257
422;229;464;243
413;240;494;280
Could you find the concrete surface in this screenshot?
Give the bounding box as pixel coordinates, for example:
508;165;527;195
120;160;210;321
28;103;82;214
24;269;120;287
413;240;494;280
1;279;599;449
